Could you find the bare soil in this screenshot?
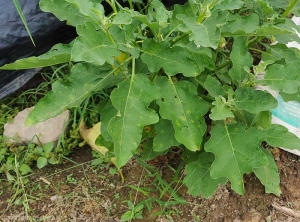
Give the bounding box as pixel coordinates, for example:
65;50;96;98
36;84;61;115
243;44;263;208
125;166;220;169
0;146;299;222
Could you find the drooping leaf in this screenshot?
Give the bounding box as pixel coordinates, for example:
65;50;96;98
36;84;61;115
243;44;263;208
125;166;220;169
153;119;180;152
108;74;161;168
26;63;118;125
265;124;300;150
98;99;118;141
229;37;253;85
0;43;71;70
156;77;208;151
141;138;165;161
204;124;269;195
253;149;281;196
234;87;278;113
260;62;300;94
184;152;227;198
210;97;234;120
141;39;199;77
72;22;121;65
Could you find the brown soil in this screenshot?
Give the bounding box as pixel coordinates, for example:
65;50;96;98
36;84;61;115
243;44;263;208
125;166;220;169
0;146;299;222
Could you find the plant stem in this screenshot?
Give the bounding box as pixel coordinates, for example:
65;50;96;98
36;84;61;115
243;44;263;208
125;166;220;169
171;32;190;46
106;0;118;14
214;60;232;71
128;0;133;9
281;0;299;18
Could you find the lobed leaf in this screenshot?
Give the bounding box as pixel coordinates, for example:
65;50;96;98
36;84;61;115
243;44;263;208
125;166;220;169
253;149;281;196
234;87;278;114
141;40;199;77
26;63;118;125
156;77;208;151
108;74;161;168
72;22;121;65
210;97;234;121
260;62;300;94
265;124;300;150
204;124;269;195
0;43;72;70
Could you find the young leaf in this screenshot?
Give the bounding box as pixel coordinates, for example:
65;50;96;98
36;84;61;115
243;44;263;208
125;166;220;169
72;23;120;65
0;43;71;70
184;152;227;198
265;124;300;150
19;164;33;175
229;37;253;85
177;10;228;49
253;149;281;196
234;87;278;113
37;157;48;169
204;124;269;195
260;62;300;94
108;74;160;168
210;97;234;121
153;119;180;152
156;77;208;151
141;40;199;77
26;63;118;125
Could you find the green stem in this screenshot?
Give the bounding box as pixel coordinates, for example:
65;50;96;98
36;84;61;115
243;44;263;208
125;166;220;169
214;60;232;71
128;0;133;10
249;47;273;57
171;32;190;46
106;0;117;14
281;0;299;18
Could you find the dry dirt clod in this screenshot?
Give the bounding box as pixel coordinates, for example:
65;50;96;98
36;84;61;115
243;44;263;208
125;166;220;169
241;208;265;222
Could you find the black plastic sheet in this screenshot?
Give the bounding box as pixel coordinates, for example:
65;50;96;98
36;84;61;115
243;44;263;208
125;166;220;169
0;0;76;100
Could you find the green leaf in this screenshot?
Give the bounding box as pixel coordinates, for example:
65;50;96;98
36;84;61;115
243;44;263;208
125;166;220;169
141;40;199;77
204;124;269;195
262;44;300;64
72;22;121;65
177;10;228;49
121;211;133;221
234;87;278;113
203;76;226;97
184;152;227;198
153;119;180;152
229;37;253;85
37;157;48;169
141;138;165;161
113;10;132;25
260;62;300;94
108;75;160;168
253;149;281;196
222;14;260;36
40;0;88;26
44;142;54;153
214;0;244;10
265;124;300;150
98;99;118;141
156;77;208;151
26;63;118;125
210;97;234;120
19;164;33;175
0;43;71;70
